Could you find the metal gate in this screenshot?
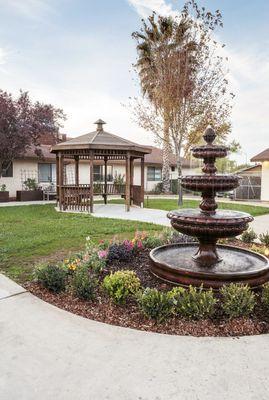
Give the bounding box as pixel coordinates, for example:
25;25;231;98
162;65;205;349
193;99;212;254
234;176;261;200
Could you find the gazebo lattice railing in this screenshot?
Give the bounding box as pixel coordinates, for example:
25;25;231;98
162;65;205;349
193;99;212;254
51;119;151;212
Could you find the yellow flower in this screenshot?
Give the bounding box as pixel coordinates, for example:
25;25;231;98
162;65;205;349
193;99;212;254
265;248;269;257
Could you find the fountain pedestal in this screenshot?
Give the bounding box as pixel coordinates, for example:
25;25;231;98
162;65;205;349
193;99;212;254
149;126;269;289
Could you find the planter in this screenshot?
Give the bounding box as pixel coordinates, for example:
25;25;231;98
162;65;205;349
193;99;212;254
16;190;43;201
0;191;9;202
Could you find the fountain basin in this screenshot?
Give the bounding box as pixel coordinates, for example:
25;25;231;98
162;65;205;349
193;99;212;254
150;243;269;290
168;209;253;239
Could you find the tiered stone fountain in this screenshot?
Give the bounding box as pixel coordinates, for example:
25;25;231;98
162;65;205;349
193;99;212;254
150;126;269;289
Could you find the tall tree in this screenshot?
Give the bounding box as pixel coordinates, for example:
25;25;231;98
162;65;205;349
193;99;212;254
132;15;174;193
132;0;233;203
0;90;66;176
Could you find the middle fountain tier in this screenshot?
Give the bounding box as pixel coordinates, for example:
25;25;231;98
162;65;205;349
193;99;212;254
149;126;269;290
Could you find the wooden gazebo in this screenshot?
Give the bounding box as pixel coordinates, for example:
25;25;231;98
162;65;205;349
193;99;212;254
51;119;151;212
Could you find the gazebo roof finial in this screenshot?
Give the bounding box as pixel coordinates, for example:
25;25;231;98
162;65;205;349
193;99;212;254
94;119;106;131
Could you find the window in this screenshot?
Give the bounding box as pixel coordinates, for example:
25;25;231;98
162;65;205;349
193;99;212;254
38;163;56;183
147;166;162;181
171;166;175;172
1;161;13;177
93;165;102;182
93;165;113;182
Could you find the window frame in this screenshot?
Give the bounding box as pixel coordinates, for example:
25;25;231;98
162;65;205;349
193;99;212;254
147;166;162;181
38;163;56;183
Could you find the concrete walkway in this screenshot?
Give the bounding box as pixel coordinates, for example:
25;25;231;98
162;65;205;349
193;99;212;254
1;275;269;400
93;203;269;235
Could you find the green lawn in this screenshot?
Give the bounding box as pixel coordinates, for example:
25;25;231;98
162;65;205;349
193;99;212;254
109;198;269;217
0;205;162;283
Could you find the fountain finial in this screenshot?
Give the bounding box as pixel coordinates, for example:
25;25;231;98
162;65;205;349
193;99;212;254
203;126;216;145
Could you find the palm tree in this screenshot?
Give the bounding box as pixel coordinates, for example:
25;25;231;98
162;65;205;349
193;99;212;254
133;14;174;193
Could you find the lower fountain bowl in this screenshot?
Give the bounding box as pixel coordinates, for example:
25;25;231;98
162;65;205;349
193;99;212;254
149;243;269;290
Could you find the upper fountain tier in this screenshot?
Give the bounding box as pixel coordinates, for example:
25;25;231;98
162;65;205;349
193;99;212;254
181;127;240;195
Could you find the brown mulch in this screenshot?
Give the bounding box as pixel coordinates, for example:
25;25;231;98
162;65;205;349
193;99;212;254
24;240;269;338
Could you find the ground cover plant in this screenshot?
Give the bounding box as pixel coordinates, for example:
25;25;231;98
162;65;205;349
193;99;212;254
27;228;269;337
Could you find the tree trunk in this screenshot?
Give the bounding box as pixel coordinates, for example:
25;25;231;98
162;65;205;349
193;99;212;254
177;156;183;206
162;118;170;194
175;142;183;206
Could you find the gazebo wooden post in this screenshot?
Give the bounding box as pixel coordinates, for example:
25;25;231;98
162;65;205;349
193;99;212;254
75;156;79;186
56;153;60;205
89;151;94;213
58;152;64;211
141;156;145;207
104;156;108;205
130;156;134;206
125;152;131;212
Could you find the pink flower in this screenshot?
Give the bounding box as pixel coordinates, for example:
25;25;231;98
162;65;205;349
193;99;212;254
98;250;108;259
137;240;143;249
123;240;134;251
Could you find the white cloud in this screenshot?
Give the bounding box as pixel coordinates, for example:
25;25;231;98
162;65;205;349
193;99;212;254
127;0;176;18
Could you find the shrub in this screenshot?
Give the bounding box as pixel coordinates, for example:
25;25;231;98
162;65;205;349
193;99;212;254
23;177;38;190
137;288;173;323
71;268;98;300
168;286;216;320
250;244;267;256
102;270;140;304
261;283;269;310
142;235;164;249
84;252;106;274
259;232;269;247
220;284;256;318
241;229;257;244
34;264;67;293
107;243;133;263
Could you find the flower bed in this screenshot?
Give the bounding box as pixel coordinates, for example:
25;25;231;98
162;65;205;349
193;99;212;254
26;229;269;337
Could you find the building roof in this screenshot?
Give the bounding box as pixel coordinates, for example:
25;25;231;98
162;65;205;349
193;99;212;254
251;149;269;162
236;164;261;175
140;146;199;168
20;144;56;161
51;120;151;155
20;143;198;168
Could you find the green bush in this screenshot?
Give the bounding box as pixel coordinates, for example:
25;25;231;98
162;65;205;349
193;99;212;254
102;270;141;304
220;284;256;318
241;229;257;244
71;268;98;300
137;288;173;323
85;252;106;274
34;264;67;293
142;235;164;249
261;283;269;310
168;286;216;320
259;232;269;247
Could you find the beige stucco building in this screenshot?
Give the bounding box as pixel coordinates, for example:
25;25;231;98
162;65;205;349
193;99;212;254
251;149;269;201
0;135;199;199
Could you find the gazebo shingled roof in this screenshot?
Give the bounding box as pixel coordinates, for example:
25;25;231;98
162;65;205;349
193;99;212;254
51;120;151;154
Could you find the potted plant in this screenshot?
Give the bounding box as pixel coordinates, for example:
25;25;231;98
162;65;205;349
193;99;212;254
16;178;43;201
0;184;9;202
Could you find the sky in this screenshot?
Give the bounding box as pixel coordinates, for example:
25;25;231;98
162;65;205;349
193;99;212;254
0;0;268;163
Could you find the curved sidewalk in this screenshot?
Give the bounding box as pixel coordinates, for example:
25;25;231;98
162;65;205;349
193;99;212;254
93;203;269;235
1;275;269;400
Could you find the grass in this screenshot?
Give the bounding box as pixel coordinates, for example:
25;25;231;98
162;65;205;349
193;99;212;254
108;198;269;217
0;204;162;283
